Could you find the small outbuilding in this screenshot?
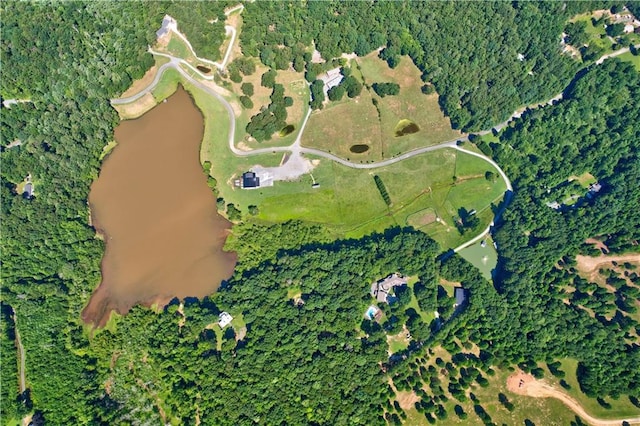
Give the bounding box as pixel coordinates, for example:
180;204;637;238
23;183;34;199
454;287;467;308
218;312;233;328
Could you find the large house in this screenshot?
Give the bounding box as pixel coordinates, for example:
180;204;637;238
156;15;177;40
371;273;407;304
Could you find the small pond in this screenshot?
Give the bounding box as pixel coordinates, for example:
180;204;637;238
350;144;370;153
394;119;420;137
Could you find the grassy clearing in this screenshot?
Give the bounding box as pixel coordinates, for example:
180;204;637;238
276;70;308;126
239;149;506;249
388;330;410;354
406;276;435;324
545;359;640;419
303;75;383;161
151;68;181;102
399;347;582;426
303;54;460;162
166;34;196;63
358;54;462;155
569;171;597;188
227;64;308;151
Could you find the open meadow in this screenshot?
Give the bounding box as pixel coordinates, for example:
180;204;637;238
303;53;461;161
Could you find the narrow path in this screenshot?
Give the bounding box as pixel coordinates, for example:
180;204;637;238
12;307;26;395
507;372;640;426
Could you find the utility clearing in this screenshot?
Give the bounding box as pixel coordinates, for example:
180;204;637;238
507;371;640;426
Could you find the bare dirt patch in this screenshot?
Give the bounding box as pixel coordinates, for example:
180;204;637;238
113;93;158;120
576;253;640;280
396;390;421;410
408;208;436;227
507;371;640;426
586;238;608;252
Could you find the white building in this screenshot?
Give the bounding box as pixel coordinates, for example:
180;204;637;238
320;68;344;97
218;312;233;328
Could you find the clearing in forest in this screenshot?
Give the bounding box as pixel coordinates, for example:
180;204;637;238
507;370;640;426
303;53;461;161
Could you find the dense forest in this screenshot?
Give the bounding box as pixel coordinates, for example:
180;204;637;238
2;1;640;424
238;0;610;131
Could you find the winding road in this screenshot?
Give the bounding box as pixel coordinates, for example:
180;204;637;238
110;18;636;252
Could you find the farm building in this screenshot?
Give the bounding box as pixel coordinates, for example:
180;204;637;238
320;67;344;97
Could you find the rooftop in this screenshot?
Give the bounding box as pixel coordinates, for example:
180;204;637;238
242;171;260;189
319;67;344;97
371;273;407;304
219;311;233;328
156;15;177;40
454;287;467;307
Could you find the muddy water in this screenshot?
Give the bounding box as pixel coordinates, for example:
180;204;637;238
83;87;236;326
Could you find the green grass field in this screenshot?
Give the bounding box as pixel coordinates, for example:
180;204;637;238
545;359;640;419
165;34;195;63
357;54;462;155
303;69;384;161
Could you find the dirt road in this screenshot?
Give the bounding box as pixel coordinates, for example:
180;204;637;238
576;253;640;275
507;372;640;426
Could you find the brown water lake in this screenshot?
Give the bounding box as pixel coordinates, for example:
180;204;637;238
83;86;236;327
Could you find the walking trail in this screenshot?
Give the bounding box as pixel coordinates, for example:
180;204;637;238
507;371;640;426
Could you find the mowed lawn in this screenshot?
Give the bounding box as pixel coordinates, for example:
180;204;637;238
240;148;506;249
303;53;461;162
357;54;462;155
